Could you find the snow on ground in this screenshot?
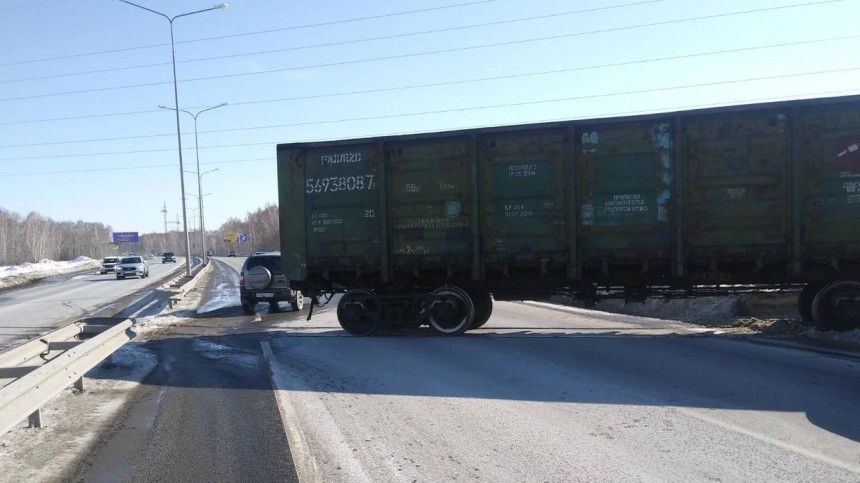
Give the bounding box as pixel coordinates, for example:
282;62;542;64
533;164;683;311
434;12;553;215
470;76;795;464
196;272;241;314
0;257;101;290
192;339;260;368
131;313;195;338
549;292;860;350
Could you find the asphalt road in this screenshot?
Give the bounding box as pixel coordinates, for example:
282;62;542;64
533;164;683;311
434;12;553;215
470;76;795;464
68;259;299;483
64;260;860;482
0;257;185;351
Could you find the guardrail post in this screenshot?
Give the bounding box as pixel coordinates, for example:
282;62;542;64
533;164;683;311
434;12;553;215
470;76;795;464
74;376;85;392
28;408;42;428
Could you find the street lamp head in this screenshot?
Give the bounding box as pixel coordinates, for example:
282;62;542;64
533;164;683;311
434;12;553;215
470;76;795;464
219;102;228;107
214;3;228;9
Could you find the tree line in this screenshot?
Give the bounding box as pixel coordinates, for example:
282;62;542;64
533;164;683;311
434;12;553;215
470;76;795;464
0;203;280;266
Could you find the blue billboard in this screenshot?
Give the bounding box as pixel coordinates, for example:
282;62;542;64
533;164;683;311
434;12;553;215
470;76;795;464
112;232;140;243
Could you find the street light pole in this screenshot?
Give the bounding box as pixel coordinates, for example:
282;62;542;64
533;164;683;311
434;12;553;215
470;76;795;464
117;0;227;277
162;103;227;264
185;188;214;261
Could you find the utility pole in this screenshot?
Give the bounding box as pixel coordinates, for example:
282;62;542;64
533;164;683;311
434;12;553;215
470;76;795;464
161;201;168;234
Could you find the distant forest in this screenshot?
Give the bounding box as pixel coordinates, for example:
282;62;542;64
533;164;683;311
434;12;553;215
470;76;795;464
0;203;279;266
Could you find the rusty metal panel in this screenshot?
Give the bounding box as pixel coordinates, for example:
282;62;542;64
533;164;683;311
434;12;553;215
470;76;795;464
477;130;567;268
684;110;790;254
386;138;472;270
577;120;673;262
277;147;307;281
801;102;860;258
300;144;382;271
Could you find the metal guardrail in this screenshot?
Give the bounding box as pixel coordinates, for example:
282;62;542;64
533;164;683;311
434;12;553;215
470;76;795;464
0;319;134;435
0;261;215;436
160;260;212;308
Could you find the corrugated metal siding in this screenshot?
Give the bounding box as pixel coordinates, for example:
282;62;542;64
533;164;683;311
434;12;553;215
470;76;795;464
684;111;790;255
578;121;673;262
478;130;567;267
802;103;860;259
387;138;473;270
302;144;382;270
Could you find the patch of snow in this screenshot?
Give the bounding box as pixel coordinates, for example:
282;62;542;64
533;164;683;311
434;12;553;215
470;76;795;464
196;277;240;314
0;257;101;289
192;339;260;367
131;314;187;337
192;339;233;352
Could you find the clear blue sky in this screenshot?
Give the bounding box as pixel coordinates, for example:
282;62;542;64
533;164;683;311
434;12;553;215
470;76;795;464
1;0;858;234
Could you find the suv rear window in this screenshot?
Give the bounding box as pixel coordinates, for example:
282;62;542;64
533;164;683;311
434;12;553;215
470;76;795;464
245;255;283;274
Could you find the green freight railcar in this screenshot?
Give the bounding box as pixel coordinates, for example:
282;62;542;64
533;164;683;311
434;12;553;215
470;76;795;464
277;95;860;335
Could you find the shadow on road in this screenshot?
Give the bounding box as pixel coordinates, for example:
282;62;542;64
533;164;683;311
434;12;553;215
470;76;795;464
85;310;860;446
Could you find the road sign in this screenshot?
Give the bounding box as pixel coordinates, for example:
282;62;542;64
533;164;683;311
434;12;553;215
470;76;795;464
112;232;139;243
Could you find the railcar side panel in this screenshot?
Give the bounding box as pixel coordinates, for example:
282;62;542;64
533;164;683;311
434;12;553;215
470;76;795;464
477;130;567;271
301;144;383;280
801;102;860;261
684;110;791;264
386;138;473;274
577;120;674;270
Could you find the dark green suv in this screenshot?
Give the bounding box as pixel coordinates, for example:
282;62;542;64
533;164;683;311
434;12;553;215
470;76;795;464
239;252;304;314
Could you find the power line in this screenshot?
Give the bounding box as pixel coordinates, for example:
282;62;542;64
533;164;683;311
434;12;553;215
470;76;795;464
0;158;272;178
0;0;504;68
4;87;859;178
0;108;162;126
1;65;857;162
0;34;855;147
0;0;845;104
0;1;663;85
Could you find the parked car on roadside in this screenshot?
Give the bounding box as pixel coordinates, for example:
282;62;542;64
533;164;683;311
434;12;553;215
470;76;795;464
100;256;120;274
115;256;149;279
227;250;236;257
239;252;303;314
162;251;176;263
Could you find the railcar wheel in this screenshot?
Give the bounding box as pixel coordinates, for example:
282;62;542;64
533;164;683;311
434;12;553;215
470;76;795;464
797;283;823;324
428;286;474;336
811;280;860;331
337;289;380;336
468;291;493;329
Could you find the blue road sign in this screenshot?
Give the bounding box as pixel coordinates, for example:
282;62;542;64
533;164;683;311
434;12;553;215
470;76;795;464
112;232;140;243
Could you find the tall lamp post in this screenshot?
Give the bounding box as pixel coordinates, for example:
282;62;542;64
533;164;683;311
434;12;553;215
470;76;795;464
186;188;214;262
117;0;227;277
161;102;227;265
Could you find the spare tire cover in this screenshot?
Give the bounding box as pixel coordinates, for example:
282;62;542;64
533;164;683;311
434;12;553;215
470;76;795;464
246;266;273;289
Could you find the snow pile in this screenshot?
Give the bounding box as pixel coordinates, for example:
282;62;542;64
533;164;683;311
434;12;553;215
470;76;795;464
0;257;101;289
131;313;191;337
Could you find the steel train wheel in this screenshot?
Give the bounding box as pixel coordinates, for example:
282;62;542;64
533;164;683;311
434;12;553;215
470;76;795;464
811;280;860;331
428;286;475;336
797;283;824;325
468;291;493;329
337;289;380;336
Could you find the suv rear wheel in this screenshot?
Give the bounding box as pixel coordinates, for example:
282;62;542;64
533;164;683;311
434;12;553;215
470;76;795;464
241;300;256;315
290;291;304;311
